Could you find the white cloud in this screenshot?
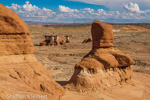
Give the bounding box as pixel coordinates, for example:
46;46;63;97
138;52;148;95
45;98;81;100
6;1;150;23
97;9;107;15
123;2;144;13
66;0;150;11
42;7;52;12
22;1;40;12
82;8;94;14
58;5;78;12
7;1;55;18
7;3;21;11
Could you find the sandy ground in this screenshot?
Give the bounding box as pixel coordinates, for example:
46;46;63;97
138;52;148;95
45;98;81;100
30;24;150;100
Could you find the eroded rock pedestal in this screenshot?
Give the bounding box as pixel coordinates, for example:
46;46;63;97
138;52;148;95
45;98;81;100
0;4;64;100
40;35;70;46
66;20;134;90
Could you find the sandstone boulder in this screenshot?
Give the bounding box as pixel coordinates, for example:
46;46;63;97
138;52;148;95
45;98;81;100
66;40;70;43
55;40;60;46
0;4;64;100
40;42;46;46
60;40;66;45
65;36;70;43
66;20;134;90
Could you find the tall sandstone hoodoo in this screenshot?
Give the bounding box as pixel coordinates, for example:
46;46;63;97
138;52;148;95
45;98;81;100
66;20;134;90
0;4;64;100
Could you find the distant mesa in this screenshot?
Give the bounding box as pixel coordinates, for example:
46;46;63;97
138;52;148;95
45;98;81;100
66;20;134;90
0;4;65;100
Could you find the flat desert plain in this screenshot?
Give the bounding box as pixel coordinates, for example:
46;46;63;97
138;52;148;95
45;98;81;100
29;23;150;100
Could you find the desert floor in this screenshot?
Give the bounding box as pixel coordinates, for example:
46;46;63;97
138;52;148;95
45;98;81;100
29;23;150;100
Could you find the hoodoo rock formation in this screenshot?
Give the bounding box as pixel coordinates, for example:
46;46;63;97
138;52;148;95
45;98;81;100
66;20;134;90
65;36;70;43
0;4;64;100
40;35;68;46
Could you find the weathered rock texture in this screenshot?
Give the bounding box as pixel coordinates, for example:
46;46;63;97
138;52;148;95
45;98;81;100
66;20;134;90
0;4;64;100
92;20;113;48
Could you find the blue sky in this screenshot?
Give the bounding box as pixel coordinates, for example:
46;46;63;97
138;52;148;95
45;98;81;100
1;0;109;12
1;0;150;23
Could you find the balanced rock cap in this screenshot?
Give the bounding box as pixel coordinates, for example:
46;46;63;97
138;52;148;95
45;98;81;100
91;20;113;48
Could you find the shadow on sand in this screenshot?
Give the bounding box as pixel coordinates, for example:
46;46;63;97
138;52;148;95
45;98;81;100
56;81;68;86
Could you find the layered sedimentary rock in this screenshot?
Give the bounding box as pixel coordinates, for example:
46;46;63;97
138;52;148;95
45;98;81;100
66;20;134;90
0;4;64;100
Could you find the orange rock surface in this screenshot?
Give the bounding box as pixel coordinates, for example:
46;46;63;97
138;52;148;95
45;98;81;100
0;4;33;55
0;4;65;100
92;20;113;48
